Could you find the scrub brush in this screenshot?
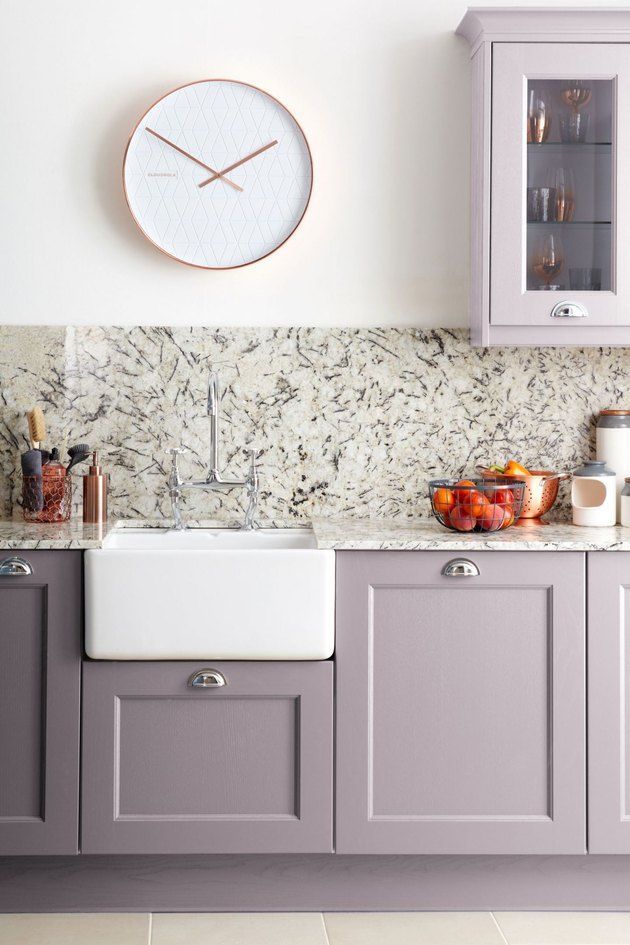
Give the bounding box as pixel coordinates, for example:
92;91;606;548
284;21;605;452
27;407;46;449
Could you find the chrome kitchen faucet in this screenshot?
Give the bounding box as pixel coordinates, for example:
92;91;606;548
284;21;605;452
166;370;259;531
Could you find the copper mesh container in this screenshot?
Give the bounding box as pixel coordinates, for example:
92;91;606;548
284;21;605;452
22;474;72;523
477;467;569;523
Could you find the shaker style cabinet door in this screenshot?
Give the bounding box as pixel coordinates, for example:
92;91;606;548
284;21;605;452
336;551;585;854
588;553;630;852
492;43;630;333
0;550;82;855
81;660;333;854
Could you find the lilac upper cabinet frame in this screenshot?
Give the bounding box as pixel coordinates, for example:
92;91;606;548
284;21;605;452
335;550;585;855
457;8;630;346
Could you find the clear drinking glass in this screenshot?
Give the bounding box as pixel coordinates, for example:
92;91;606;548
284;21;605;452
527;187;557;222
569;267;602;291
559;111;590;144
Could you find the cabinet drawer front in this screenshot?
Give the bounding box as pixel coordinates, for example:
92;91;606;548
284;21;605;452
81;660;332;854
336;551;585;854
0;550;81;855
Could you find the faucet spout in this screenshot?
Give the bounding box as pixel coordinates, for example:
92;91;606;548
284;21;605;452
165;371;260;531
207;371;220;477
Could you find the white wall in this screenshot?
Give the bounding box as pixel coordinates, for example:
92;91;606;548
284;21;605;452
3;0;624;328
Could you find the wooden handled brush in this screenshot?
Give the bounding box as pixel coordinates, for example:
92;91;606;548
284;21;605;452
27;407;46;449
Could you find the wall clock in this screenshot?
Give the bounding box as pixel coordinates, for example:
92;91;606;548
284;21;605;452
123;79;313;269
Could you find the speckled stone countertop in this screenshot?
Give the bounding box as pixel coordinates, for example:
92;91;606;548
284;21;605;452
310;518;630;551
2;517;630;552
0;520;112;550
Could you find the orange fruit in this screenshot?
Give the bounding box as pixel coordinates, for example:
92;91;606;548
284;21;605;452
433;487;455;517
453;479;477;503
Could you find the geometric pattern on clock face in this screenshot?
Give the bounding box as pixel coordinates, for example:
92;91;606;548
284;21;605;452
123;80;312;269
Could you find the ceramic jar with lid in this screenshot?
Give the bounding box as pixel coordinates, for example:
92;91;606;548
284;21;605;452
596;410;630;522
621;478;630;527
572;460;616;527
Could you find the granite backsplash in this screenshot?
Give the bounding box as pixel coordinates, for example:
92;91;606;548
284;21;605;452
0;326;628;523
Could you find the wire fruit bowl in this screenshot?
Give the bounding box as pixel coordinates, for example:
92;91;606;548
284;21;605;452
429;478;526;533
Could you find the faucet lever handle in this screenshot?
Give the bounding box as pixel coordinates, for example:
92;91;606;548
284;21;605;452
166;446;189;482
245;448;260;491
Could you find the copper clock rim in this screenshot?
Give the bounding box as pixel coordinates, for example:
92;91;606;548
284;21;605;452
121;77;314;271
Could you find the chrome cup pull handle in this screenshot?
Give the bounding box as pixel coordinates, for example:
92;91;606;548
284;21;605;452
550;300;588;319
442;558;480;577
0;556;33;576
188;669;227;688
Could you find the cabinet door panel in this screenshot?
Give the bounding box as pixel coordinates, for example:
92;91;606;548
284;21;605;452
0;550;81;855
492;43;630;329
588;552;630;852
82;660;333;854
336;551;585;854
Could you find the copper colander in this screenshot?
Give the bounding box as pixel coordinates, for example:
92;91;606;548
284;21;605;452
476;468;569;523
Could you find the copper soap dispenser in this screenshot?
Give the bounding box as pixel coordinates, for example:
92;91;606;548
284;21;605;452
83;451;108;524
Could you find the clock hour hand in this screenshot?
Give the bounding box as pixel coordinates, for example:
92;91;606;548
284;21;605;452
144;128;243;192
198;140;279;188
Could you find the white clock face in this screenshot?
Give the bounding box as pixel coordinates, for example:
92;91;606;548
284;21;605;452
123;80;312;269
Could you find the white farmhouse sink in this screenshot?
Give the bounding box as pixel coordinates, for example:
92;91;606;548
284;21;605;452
85;527;335;660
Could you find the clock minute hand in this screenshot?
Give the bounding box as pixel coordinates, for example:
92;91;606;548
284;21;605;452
144;128;243;192
198;140;279;188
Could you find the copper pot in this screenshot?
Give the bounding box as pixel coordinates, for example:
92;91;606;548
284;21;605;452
476;467;570;523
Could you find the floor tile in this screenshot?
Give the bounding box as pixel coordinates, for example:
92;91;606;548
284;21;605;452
151;912;328;945
323;911;505;945
0;913;150;945
493;911;630;944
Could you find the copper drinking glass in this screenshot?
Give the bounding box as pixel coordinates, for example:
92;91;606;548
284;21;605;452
528;88;552;144
552;167;576;222
532;233;564;289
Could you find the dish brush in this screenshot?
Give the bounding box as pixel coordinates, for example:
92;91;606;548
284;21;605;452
27;407;46;449
66;443;91;472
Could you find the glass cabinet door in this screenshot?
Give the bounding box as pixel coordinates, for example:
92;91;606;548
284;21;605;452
491;44;630;328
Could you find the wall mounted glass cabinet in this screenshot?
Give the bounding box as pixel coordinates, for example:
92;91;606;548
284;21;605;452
457;9;630;345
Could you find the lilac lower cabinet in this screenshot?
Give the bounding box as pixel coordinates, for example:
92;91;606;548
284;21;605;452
588;553;630;853
335;550;586;855
81;660;333;854
0;550;81;855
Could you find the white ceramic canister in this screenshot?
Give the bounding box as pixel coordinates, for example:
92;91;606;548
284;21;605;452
572;460;616;527
596;409;630;522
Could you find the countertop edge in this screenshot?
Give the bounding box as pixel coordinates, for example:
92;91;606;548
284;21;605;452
2;517;630;552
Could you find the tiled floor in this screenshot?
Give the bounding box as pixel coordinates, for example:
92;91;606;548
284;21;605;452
3;911;630;944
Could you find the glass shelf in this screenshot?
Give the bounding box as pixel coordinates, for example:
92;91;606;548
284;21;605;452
527;142;612;154
527;221;611;227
